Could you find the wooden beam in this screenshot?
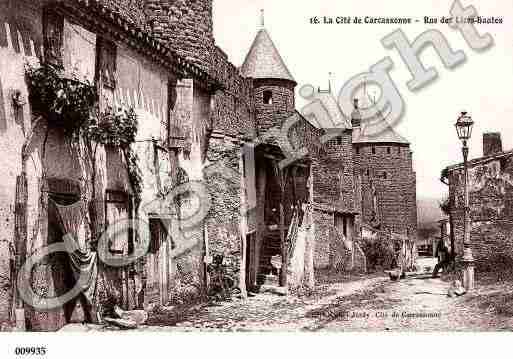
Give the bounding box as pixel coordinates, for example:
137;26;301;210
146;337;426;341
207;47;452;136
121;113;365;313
278;165;288;288
238;141;248;299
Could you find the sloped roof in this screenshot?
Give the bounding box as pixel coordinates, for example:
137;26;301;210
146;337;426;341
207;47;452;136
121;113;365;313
353;122;410;144
352;98;409;145
299;91;408;144
240;29;295;83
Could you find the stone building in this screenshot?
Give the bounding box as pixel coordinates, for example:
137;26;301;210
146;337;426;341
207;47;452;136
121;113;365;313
442;132;513;270
0;0;417;331
0;0;236;330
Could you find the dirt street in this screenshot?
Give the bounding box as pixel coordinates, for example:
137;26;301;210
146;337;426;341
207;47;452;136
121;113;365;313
61;274;513;332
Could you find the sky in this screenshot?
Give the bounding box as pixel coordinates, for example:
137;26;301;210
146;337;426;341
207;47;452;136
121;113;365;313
212;0;513;200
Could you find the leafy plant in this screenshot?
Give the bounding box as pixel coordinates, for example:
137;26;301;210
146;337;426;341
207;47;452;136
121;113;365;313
85;105;138;148
26;62;143;210
86;105;142;207
124;148;143;209
360;236;395;272
25;63;97;133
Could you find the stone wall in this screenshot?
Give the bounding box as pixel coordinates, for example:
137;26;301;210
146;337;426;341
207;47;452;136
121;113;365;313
447;154;513;270
313;209;333;269
354;143;417;236
144;0;214;73
210;47;255;138
312;130;356;213
312;208;366;273
204;132;242;282
97;0;148;29
253;79;295;133
142;0;257;140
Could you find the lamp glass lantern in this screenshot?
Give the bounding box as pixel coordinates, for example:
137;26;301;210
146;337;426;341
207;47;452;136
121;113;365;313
455;111;474;142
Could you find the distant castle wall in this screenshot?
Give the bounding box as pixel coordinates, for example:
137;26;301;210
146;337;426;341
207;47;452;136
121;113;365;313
354;143;417;237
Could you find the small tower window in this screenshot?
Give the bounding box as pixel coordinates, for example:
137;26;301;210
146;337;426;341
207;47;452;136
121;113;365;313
263;90;273;105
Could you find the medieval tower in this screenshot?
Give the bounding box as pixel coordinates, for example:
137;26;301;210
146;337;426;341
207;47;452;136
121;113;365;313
351;100;417;238
0;0;418;329
240;24;296;133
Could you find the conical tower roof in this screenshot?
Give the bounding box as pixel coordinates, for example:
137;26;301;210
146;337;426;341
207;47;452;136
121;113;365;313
241;28;295;83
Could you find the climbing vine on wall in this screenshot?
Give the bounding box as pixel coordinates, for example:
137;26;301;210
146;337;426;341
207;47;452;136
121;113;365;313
85;105;142;207
85;105;142;208
25;63;143;205
124;148;143;209
25;63;97;134
85;105;138;148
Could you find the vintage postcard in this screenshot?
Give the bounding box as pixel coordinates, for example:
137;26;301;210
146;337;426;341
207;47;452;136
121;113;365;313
0;0;512;357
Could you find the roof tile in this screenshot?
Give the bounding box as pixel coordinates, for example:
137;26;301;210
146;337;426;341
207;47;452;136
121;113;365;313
240;29;295;83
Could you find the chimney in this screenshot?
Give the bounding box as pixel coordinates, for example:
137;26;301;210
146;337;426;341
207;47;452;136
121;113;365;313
483;132;502;157
351;98;361;128
351;98;361;143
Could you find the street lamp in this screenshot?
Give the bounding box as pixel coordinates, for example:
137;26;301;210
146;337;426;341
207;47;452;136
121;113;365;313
454;111;475;291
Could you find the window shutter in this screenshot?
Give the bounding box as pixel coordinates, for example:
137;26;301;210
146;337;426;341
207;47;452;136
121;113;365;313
95;38;116;109
96;38;117;89
43;9;64;68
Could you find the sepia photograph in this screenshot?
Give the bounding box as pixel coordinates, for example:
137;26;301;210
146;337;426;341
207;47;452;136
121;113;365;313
0;0;512;357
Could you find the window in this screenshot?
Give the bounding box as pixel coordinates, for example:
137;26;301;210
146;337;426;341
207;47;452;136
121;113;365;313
382;172;387;179
105;191;131;255
372;146;376;154
97;38;117;89
397;147;401;154
328;136;343;146
366;169;370;176
334;213;348;237
387;147;391;154
43;9;64;68
96;38;117;110
356;147;360;155
263;90;273;105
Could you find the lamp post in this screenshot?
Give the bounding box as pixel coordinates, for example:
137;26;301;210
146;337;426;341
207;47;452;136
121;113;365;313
454;111;475;291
